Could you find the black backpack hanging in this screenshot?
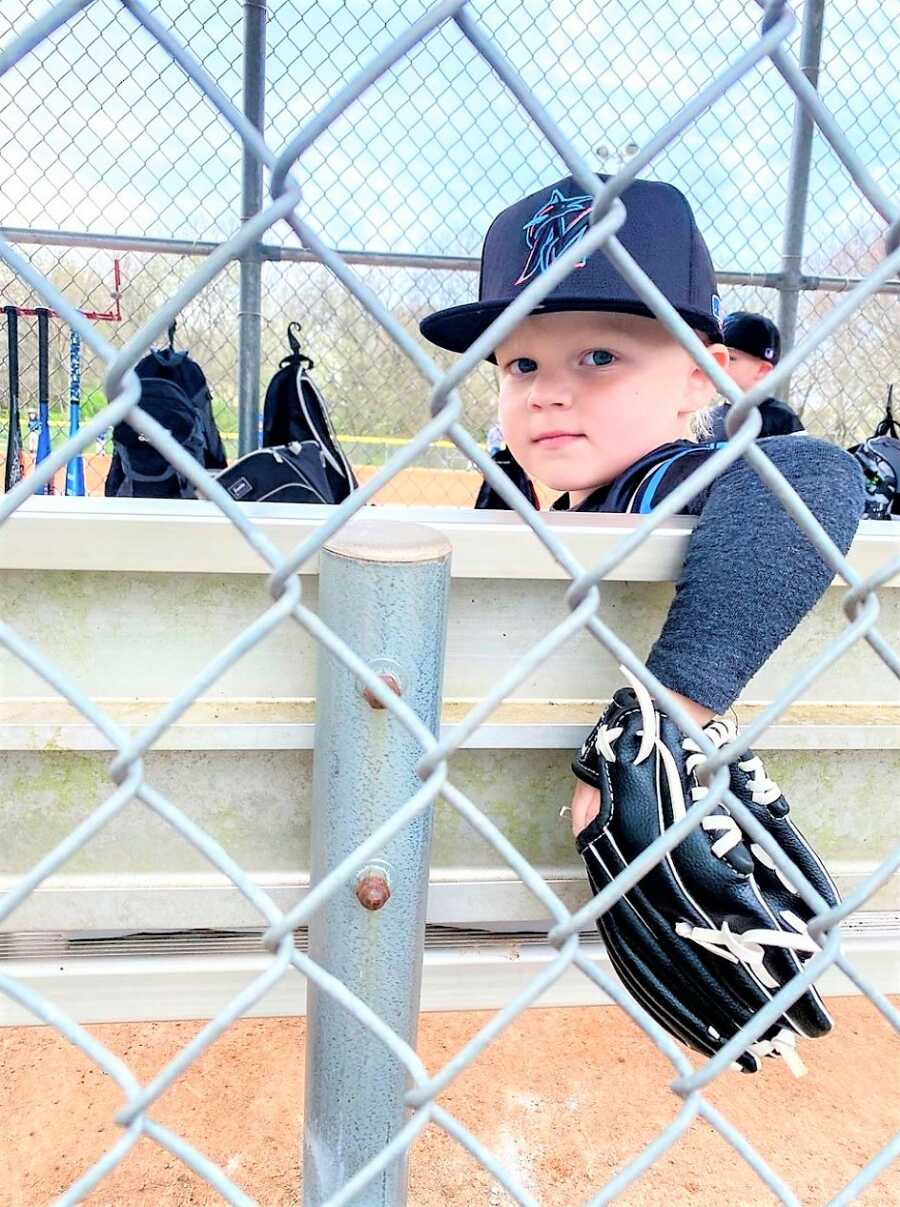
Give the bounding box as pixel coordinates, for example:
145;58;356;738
217;323;356;506
261;322;356;497
105;378;207;498
105;322;227;497
849;385;900;520
135;321;226;468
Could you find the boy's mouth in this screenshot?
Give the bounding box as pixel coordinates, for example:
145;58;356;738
533;431;584;448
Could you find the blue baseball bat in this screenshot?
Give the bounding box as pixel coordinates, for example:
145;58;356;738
65;328;85;496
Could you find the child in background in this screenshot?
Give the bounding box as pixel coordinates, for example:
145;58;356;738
711;310;804;438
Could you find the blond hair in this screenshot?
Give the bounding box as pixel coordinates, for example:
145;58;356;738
690;408;716;441
688;329;717;442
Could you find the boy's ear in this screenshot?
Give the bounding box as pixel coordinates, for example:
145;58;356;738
682;341;730;411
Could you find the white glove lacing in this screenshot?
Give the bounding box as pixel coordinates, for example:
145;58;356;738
585;672;789;865
707;1022;809;1077
674;912;820;989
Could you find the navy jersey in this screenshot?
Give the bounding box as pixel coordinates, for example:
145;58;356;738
550;440;727;515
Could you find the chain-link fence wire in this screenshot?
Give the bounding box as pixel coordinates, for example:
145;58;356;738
0;250;778;499
1;0;899;1203
2;0;899;502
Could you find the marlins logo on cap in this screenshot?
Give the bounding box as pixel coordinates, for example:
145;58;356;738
516;189;592;285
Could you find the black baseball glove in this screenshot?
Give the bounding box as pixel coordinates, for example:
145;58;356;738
573;677;840;1074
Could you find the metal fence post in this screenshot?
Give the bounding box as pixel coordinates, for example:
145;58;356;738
776;0;826;401
303;520;452;1206
237;0;267;456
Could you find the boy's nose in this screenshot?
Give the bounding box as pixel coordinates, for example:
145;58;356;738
526;374;573;410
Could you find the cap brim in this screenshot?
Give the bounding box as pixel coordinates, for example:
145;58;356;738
420;298;722;359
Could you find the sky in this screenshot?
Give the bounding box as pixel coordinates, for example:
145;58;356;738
1;0;898;279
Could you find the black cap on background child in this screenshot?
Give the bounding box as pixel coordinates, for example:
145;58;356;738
420;174;722;356
722;312;781;364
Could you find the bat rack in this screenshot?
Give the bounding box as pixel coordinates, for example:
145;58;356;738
2;257;122;322
3;256;125;497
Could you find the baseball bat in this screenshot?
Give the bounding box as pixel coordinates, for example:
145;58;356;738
64;328;85;496
4;305;25;491
35;307;54;493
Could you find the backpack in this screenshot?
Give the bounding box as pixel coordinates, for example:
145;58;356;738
104;378;207;499
134;340;227;468
216;441;345;504
848;386;900;520
261;322;356;500
104;330;227;498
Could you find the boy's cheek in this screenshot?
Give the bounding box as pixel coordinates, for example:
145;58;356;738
496;397;524;449
498;415;534;469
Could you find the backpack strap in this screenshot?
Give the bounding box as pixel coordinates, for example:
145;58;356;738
633;442;728;514
109;443;180;497
297;366;352;481
874;385;899;439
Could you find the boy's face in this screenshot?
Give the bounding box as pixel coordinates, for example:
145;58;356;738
726;347;774;393
495;311;725;504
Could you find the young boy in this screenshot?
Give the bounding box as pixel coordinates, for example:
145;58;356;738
26;408;40;458
420;175;865;1070
710;310;805;438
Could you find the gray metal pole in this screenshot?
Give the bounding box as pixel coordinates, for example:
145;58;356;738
303;520;452;1207
776;0;826;401
237;0;267;456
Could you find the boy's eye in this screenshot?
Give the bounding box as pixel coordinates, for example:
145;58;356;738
581;349;614;367
509;357;538;375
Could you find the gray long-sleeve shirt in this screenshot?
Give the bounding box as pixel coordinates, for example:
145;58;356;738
559;435;866;713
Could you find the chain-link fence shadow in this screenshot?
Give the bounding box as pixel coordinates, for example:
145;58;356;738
1;0;899;1204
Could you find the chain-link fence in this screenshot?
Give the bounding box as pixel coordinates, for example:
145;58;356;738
2;0;900;501
1;0;899;1203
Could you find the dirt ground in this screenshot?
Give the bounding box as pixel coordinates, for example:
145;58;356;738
1;998;897;1206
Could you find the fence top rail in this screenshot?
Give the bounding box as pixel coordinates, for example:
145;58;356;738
6;226;900;297
3;495;897;585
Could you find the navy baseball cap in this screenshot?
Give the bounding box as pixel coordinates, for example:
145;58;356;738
722;311;781;364
420;173;722;356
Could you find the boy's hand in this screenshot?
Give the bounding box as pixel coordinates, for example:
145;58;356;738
568;686;716;838
569;778;601;836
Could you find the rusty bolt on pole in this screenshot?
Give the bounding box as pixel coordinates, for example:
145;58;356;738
361;672;402;709
355;865;392;910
